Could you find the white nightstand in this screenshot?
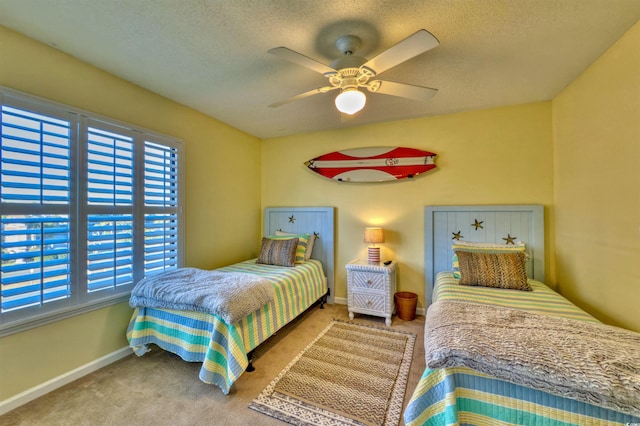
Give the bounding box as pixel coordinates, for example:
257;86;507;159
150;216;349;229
346;259;397;326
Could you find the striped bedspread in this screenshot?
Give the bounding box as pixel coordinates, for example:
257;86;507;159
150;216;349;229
432;273;598;322
404;272;640;426
126;259;326;394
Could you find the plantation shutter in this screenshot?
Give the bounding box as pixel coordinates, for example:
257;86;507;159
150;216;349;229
143;140;179;276
1;87;183;334
84;122;135;294
1;104;73;315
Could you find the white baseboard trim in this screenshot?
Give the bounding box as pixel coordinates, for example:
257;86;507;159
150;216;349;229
334;296;347;305
333;297;425;316
0;346;132;416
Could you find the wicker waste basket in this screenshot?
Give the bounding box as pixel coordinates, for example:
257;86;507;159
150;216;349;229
395;292;418;321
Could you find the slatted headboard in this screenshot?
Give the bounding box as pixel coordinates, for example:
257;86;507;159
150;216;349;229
424;205;544;305
264;207;335;304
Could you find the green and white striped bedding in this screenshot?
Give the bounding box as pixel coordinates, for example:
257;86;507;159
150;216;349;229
126;259;326;394
433;273;598;322
404;272;640;425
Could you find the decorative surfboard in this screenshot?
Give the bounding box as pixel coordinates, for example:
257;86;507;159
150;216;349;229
305;146;437;182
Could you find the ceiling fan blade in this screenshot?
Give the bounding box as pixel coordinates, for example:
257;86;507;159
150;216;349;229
371;80;438;102
362;29;439;75
269;86;338;108
268;47;336;75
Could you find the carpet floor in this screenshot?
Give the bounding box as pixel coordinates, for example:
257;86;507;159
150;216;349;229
1;304;425;426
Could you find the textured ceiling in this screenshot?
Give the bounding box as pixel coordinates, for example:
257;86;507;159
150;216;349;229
1;0;639;139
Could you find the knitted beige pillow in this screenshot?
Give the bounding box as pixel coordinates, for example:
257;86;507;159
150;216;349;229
456;251;531;291
256;237;298;267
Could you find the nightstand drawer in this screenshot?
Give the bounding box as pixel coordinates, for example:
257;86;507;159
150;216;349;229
351;292;386;312
350;271;385;290
346;259;397;326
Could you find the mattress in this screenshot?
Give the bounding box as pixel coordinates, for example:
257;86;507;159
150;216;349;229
403;272;640;426
126;259;326;394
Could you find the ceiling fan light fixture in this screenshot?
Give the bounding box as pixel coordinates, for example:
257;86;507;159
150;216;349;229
335;88;366;115
269;29;440;113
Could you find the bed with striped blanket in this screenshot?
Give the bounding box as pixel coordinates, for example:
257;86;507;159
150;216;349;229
403;272;640;425
126;258;327;394
405;205;640;425
127;206;334;394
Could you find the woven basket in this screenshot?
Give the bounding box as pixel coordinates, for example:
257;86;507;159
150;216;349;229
395;292;417;321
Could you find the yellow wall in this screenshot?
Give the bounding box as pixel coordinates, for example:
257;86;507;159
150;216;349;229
262;102;555;304
2;17;637;406
0;26;262;400
552;21;640;332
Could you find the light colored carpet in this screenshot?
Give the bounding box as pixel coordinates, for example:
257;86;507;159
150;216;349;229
250;320;415;425
1;304;425;426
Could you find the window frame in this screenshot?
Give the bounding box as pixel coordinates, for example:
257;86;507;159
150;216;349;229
0;87;184;337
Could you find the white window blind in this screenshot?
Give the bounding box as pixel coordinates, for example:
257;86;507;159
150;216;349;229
0;88;183;335
0;106;71;205
144;141;179;275
1;104;73;317
86;126;134;206
1;215;72;312
84;123;135;293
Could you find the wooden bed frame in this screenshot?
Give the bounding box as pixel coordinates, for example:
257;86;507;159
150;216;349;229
424;204;544;305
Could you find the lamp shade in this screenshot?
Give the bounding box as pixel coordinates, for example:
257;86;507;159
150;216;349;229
335;88;366;115
364;227;384;244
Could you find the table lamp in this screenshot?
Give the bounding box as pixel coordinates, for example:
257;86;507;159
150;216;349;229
364;227;384;263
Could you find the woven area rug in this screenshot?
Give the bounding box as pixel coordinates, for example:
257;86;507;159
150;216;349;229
249;320;416;426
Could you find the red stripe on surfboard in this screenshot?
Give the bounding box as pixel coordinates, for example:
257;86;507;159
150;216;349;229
314;164;437;179
313;147;435;162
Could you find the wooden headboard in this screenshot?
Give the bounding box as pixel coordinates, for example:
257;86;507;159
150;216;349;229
264;207;335;304
424;205;544;305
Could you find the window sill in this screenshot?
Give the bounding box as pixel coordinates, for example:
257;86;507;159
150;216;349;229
0;294;131;338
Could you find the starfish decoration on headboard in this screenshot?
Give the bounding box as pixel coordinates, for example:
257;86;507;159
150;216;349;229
472;219;484;230
503;233;517;244
288;215;295;223
313;231;320;239
452;231;463;241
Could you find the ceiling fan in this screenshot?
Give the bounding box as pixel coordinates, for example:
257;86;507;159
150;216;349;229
268;29;439;115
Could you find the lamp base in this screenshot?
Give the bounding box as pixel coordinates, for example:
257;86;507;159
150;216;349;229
367;247;381;263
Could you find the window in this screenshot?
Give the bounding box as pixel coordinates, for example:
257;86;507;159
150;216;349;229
0;88;183;335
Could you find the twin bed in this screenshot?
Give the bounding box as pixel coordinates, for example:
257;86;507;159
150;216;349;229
125;204;639;425
126;207;334;394
404;205;640;425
